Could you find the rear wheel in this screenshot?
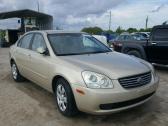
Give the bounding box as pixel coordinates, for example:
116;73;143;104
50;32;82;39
55;78;78;117
127;50;142;59
11;61;25;82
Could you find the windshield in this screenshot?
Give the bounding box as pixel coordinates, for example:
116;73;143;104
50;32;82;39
48;33;111;56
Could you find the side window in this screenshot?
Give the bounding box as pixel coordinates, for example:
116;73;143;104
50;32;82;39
17;40;22;47
121;35;124;40
31;34;46;51
123;35;128;41
83;37;94;47
125;35;131;41
19;34;33;49
153;28;168;41
118;35;125;41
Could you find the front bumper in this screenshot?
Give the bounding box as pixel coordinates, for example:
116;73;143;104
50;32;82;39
72;75;159;115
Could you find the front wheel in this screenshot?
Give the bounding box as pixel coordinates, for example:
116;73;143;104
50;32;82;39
55;78;78;117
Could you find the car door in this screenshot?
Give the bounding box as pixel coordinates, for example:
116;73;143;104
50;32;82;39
147;28;168;64
14;33;34;77
28;33;50;90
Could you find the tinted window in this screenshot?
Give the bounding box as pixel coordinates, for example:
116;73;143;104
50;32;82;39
31;34;46;51
125;35;131;41
153;28;168;41
20;34;33;49
117;35;125;41
139;33;148;38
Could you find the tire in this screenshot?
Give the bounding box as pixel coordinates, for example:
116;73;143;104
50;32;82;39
127;50;142;59
55;78;78;117
11;61;25;82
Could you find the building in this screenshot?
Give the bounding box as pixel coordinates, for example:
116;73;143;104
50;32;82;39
0;9;53;46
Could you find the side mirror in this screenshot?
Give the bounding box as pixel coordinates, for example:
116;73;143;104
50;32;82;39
36;47;48;55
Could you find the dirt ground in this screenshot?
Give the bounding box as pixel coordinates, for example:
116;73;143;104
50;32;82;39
0;48;168;126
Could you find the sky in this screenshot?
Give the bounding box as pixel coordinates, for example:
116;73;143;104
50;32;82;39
0;0;168;31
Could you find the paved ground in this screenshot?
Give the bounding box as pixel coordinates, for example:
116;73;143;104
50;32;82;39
0;48;168;126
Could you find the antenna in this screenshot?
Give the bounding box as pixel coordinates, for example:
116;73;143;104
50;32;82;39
109;11;111;31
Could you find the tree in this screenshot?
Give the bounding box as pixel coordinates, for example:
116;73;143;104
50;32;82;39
104;30;114;34
81;27;103;35
139;28;145;32
127;28;138;33
139;28;151;32
116;26;125;34
0;30;5;39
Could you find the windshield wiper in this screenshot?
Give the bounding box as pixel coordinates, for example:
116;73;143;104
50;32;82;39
57;50;111;56
89;50;111;54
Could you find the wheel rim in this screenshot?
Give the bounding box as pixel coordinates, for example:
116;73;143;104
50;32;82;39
57;84;67;112
11;64;17;79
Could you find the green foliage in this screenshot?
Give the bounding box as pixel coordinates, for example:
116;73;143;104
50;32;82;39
0;30;5;39
116;26;125;34
81;26;152;35
104;30;114;34
81;27;103;35
127;28;138;33
139;28;152;32
115;26;152;34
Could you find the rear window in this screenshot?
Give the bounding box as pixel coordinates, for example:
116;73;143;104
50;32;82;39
153;28;168;41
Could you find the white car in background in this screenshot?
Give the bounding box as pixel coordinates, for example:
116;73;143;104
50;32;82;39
92;35;108;46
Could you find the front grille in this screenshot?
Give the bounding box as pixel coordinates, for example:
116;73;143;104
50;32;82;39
99;92;155;110
119;72;152;89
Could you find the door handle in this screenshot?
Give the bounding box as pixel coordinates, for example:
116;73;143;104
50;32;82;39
151;42;157;45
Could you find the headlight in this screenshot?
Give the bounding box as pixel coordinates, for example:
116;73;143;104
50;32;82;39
82;71;113;89
145;62;157;80
150;65;157;80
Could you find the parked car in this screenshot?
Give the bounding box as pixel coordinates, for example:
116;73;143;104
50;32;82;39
109;34;146;48
117;34;146;41
10;31;159;116
132;32;150;39
101;32;119;42
92;35;108;46
112;25;168;65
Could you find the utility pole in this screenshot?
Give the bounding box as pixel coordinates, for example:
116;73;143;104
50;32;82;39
145;16;148;29
109;11;111;31
37;0;40;12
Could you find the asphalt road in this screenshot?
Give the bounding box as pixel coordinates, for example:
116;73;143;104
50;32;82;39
0;48;168;126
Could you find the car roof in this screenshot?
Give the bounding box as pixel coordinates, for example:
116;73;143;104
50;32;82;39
27;30;86;34
153;25;168;29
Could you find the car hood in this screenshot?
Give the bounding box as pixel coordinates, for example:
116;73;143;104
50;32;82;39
60;52;151;79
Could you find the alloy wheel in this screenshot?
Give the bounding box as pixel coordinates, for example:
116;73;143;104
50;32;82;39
12;63;17;80
57;84;67;112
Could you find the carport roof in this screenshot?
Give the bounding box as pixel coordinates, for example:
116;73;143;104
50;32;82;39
0;9;53;19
